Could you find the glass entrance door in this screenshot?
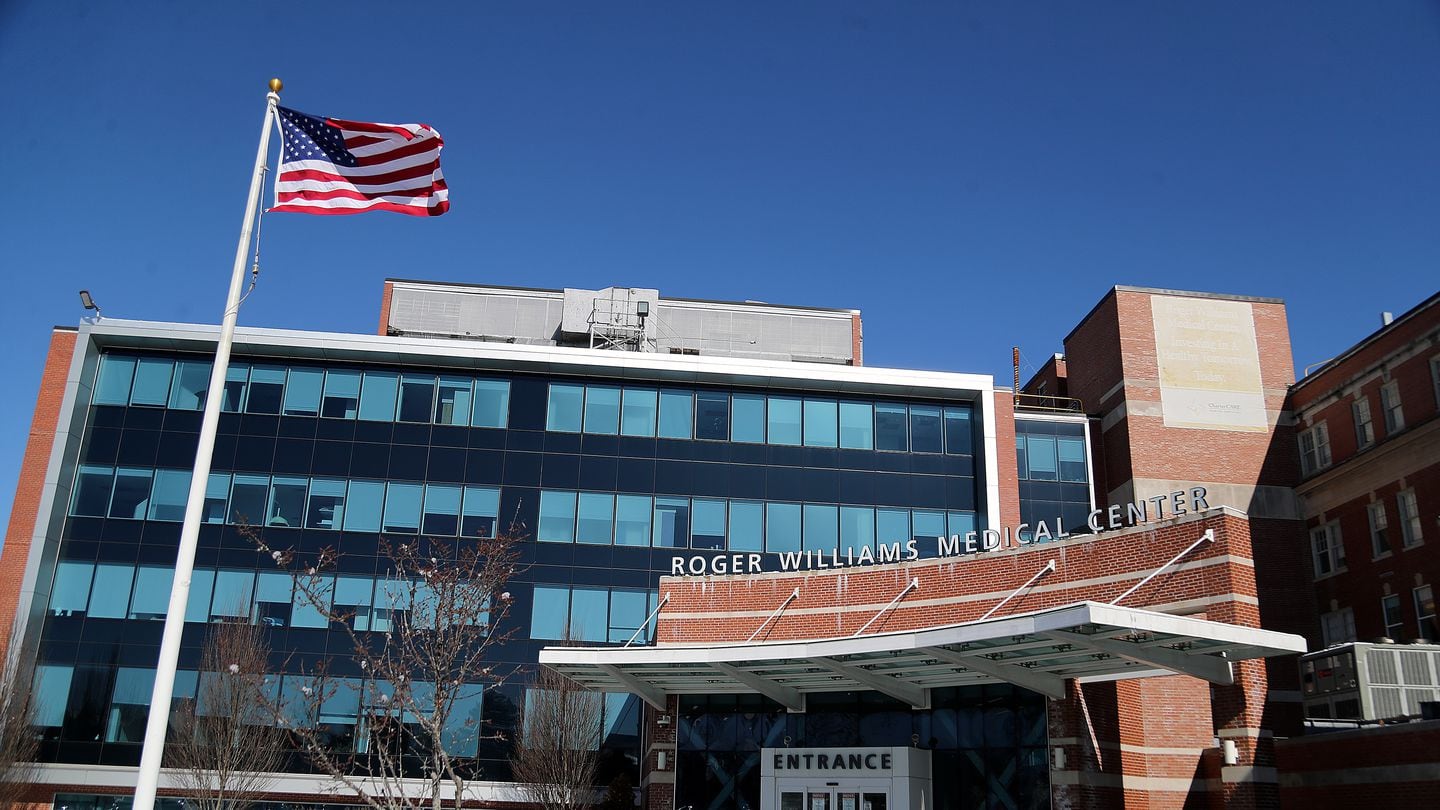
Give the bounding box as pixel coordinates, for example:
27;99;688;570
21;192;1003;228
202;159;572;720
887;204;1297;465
778;788;887;810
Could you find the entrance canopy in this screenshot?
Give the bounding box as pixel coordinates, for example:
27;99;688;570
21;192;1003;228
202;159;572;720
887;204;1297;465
538;601;1306;711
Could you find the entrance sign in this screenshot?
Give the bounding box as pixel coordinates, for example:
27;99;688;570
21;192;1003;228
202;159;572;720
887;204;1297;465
761;747;931;810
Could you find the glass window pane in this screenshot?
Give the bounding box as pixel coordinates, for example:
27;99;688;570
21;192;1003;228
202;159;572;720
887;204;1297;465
185;569;214;623
1027;436;1057;481
33;665;73;728
577;493;615;545
840;506;875;554
358;372;400;422
267;476;308;527
653;497;690;548
731;394;766;443
767;397;802;446
398;374;437;423
692;498;726;550
322;370;362;419
875;404;908;451
147;469;192;521
168;360;212;410
292;574;333;629
570;587;608;642
382;482;423;533
765;503;801;553
910;406;943;454
461;486;500;538
130;358;174;406
306;478;346;529
620;388;658;437
547;384;585;432
1058;437;1087;483
471;379;509;428
344;480;385;532
695;392;729;440
803;400;838;448
912;510;946;542
435;377;473;426
944;407;973;455
584;387;621;435
657;391;693;439
255;570;294;627
106;668;156;742
615;495;652;546
422;484;462;536
210;570;256;620
88;563;134;619
839;402;874;450
609;590;650;643
1015;435;1029;479
336;575;375;631
245;365;286;414
94;356;136;405
203;473;229;524
531;585;570;640
877;508;910;546
728;501;764;552
48;561;93;616
803;504;839;552
109;467;153;519
948;512;976;539
222;364;250;412
538;490;577;543
128;566;173;620
72;465;114;517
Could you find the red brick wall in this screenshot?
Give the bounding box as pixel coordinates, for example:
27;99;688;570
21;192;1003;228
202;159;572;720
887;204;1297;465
850;312;863;366
992;391;1021;527
1276;720;1440;810
0;328;77;660
378;279;395;336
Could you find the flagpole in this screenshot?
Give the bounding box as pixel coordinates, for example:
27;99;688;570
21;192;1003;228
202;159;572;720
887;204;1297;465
132;78;283;810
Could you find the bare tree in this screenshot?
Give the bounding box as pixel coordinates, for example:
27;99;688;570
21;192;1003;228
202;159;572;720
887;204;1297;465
510;664;603;810
165;618;284;810
260;530;522;810
0;634;39;810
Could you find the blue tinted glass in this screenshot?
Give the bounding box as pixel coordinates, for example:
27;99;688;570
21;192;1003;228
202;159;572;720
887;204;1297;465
422;484;462;536
130;358;174;406
321;370;361;418
358;372;399;421
435;377;473;426
609;589;650;643
1027;436;1057;481
461;486;500;538
210;570;255;620
472;379;509;428
695;392;729;440
731;394;766;443
875;404;908;451
88;563;134;618
944;407;973;455
222;364;250;412
281;368;323;416
692;499;726;550
530;585;570;640
147;469;192;521
292;574;333;629
105;668;156;741
203;473;229;524
620;388;658;437
343;480;385;531
615;495;652;546
128;566;173;620
168;360;212;410
336;576;375;631
48;561;93;616
443;685;484;756
1015;435;1028;479
538;490;577;543
306;478;346;529
765;503;801;553
947;511;977;538
267;476;308;527
33;665;74;728
94;356;136;405
584;387;621;435
1058;437;1087;483
383;483;423;532
577;493;615;545
767;398;802;446
398;374;437;423
547;384;584;432
803;400;838;448
803;504;839;552
840;506;875;554
570;587;608;642
877;508;910;546
728;501;764;552
910;406;943;454
653;497;690;548
839;402;874;450
912;510;946;541
185;569;214;623
657;391;693;439
72;465;114;517
246;366;286;414
109;468;153;519
255;570;295;627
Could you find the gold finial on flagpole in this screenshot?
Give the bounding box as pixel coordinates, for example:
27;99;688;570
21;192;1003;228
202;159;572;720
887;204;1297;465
269;77;283;93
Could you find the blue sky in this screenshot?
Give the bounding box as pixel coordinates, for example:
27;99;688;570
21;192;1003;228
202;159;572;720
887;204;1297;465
1;3;1437;535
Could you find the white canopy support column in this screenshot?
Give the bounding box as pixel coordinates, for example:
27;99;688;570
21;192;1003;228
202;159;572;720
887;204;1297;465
597;663;669;711
923;646;1068;700
711;662;806;712
1047;629;1234;685
813;657;930;709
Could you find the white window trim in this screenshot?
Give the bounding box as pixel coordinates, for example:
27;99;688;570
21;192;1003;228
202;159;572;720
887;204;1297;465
1398;488;1424;549
1298;422;1332;477
1380;380;1405;434
1352;397;1374;451
1310;521;1346;579
1367;501;1391;559
1320;606;1356;647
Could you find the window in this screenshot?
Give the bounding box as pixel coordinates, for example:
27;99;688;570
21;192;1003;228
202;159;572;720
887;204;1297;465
909;406;942;454
168;360;211;410
569;587;608;642
620;388;658;437
283;368;324;417
422;484;462;535
71;465;114;517
1058;437;1087;483
210;570;256;621
435;377;473;426
229;474;269;525
538;490;577;543
397;374;437;423
944;408;973;455
912;510;946;542
88;563;135;619
692;499;726;550
1415;585;1437;643
1025;436;1058;482
109;468;153;519
653;497;690;547
222;365;250;412
948;511;977;538
267;476;308;527
1320;607;1356;646
877;508;910;546
245;366;286;414
48;562;94;617
1380;381;1404;434
105;668;155;743
657;391;693;439
767;398;802;446
583;387;621;435
203;473;230;523
461;486;499;538
335;576;375;631
727;500;763;552
546;384;584;432
1398;489;1423;547
472;380;509;428
94;355;136;405
128;566;173;621
321;370;362;418
840;506;875;554
1381;594;1404;640
803;400;838;448
185;570;215;623
765;503;801;553
577;493;615;545
1368;501;1391;557
130;358;174;406
1015;435;1028;479
255;571;295;627
839;402;874;450
802;504;838;552
32;665;74;733
615;495;652;546
382;482;423;533
146;469;191;521
1353;397;1374;450
292;574;333;629
694;392;729;440
306;478;347;529
874;404;908;451
1310;522;1345;578
1298;423;1331;476
609;589;653;644
731;393;766;443
343;480;385;532
531;585;571;640
358;372;399;421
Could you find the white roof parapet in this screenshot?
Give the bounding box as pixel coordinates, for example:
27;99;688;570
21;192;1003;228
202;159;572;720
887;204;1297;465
538;601;1306;708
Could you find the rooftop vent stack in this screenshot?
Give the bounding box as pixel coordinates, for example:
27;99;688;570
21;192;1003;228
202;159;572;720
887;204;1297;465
1381;311;1394;326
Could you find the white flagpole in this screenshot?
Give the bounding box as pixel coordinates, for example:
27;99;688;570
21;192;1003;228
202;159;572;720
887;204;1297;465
132;78;283;810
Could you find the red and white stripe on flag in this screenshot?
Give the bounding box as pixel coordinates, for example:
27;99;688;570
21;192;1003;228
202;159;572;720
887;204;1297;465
272;107;449;216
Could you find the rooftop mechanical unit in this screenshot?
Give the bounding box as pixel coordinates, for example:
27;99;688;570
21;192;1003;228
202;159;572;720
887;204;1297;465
1301;641;1440;722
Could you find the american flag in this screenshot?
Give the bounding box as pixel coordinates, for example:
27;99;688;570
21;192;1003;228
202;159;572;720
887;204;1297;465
271;106;449;216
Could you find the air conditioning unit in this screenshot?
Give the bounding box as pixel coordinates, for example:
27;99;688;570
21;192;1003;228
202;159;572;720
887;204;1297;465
1301;641;1440;723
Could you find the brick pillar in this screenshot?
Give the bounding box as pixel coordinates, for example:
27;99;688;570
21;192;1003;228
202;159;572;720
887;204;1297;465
1048;680;1125;810
1210;659;1277;810
641;695;680;810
